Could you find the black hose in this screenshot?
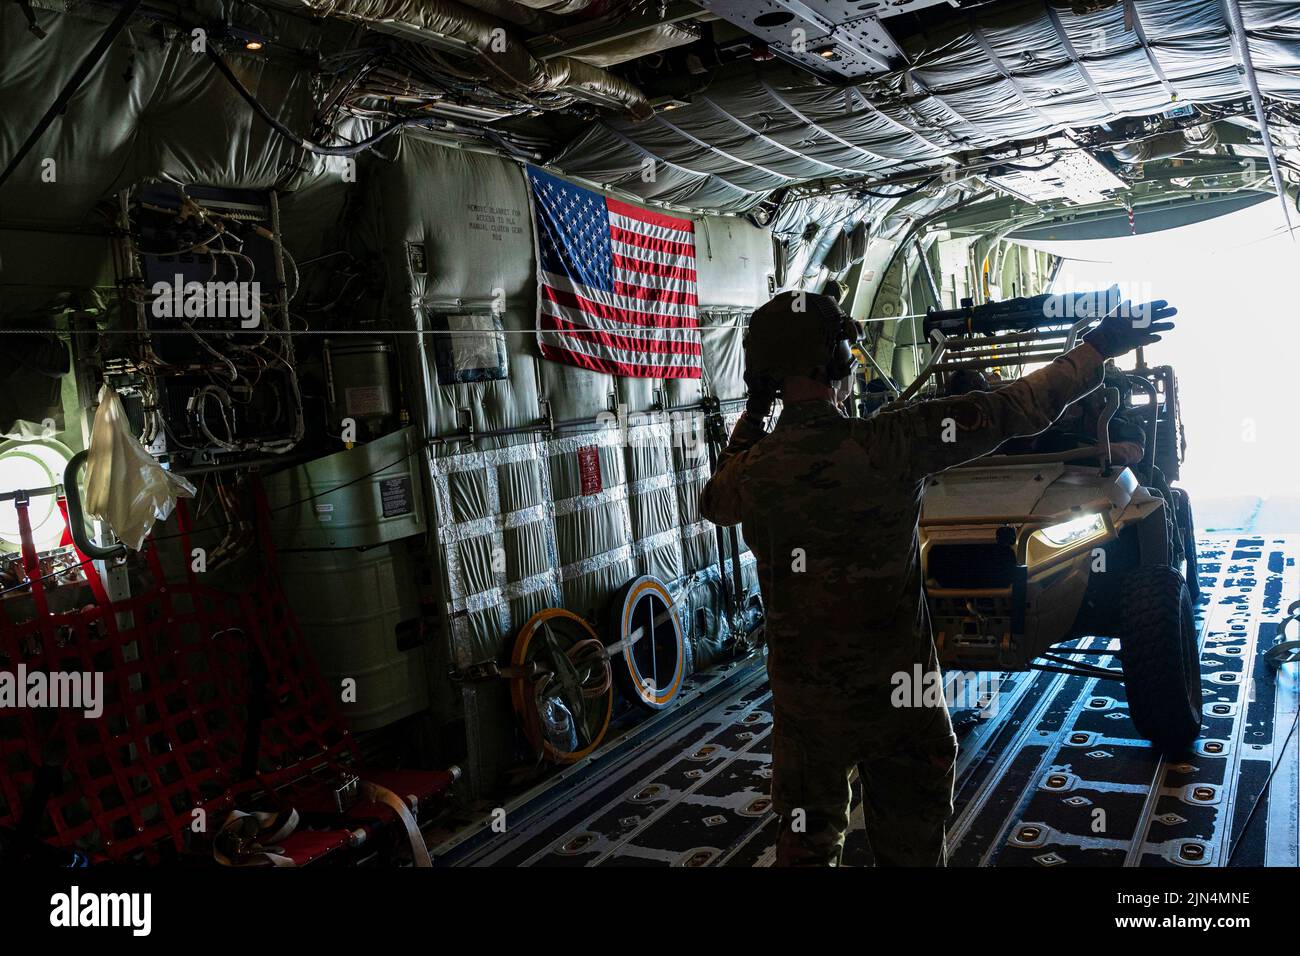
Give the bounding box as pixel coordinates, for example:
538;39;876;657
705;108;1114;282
856;175;939;199
203;44;443;157
205;43;541;161
62;451;128;561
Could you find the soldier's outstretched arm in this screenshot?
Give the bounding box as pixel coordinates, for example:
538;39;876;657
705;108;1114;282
869;300;1176;479
886;342;1105;477
699;412;767;526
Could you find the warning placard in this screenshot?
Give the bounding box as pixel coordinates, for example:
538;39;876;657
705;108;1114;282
380;475;413;518
577;446;602;496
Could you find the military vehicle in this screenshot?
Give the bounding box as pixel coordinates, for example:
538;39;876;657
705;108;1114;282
913;292;1200;750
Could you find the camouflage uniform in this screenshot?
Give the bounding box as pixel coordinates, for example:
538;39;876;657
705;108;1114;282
700;343;1106;866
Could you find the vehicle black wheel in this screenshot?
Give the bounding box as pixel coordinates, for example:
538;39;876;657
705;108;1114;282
1119;566;1201;753
1171;487;1199;601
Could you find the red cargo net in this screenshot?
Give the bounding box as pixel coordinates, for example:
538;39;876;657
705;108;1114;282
233;484;357;795
0;484;451;865
0;496;253;861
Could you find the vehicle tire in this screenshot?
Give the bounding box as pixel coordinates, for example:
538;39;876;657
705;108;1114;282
1119;566;1201;752
1170;487;1199;601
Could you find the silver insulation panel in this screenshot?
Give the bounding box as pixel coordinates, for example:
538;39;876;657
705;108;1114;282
555;0;1300;211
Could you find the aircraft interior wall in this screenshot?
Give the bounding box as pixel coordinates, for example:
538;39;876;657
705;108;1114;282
1;27;773;791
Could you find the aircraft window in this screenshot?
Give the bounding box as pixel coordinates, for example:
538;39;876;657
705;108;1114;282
0;439;73;551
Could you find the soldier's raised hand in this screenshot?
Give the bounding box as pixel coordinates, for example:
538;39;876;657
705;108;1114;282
1082;299;1177;358
744;370;779;422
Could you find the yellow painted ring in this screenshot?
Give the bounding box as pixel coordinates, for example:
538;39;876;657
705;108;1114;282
619;577;685;708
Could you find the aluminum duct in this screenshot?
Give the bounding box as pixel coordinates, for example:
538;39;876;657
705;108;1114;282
1110;124;1219;164
298;0;651;118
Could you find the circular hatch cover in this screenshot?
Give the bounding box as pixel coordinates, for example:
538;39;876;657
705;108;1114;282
608;575;687;711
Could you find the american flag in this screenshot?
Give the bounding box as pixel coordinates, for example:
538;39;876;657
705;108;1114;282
527;166;702;379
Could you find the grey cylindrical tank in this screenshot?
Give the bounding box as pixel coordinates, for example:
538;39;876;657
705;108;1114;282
325;338;396;438
277;541;430;732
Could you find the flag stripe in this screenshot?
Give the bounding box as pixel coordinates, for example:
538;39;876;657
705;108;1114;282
611;265;700;295
538;328;702;369
541;271;699;321
613;279;699;305
606;197;694;233
538;342;703;379
610;224;695;258
538;326;700;361
541;314;703;356
611;252;698;283
610;239;693;268
539;289;700;335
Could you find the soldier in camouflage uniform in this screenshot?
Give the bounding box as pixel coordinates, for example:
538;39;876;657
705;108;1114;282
700;291;1175;866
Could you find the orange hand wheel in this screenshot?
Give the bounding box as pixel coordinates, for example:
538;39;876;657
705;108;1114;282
510;608;613;764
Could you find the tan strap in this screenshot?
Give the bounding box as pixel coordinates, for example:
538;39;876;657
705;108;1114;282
360;780;433;868
213;809;300;867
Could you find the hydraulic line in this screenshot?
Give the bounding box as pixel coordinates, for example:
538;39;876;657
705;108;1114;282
857;176;939;199
203;44;540;160
203;43;442;156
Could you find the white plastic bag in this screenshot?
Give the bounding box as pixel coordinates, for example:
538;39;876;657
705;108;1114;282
83;385;195;551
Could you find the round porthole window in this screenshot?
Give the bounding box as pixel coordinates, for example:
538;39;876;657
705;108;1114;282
0;438;73;551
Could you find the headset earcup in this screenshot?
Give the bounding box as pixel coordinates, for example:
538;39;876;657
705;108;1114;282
828;339;854;380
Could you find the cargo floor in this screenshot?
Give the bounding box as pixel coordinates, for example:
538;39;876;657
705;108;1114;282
447;535;1299;867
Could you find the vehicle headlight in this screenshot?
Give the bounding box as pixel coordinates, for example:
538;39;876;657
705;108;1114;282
1037;512;1106;547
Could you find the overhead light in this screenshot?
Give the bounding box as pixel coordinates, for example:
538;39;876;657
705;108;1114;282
814;44;840;61
649;96;690;113
227;26;269;52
